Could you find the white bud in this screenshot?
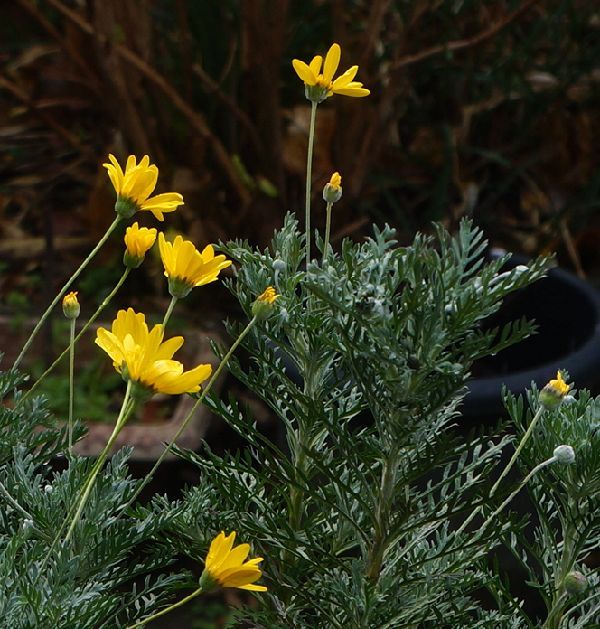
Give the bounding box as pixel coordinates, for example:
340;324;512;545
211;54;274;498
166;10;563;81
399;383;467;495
553;445;575;465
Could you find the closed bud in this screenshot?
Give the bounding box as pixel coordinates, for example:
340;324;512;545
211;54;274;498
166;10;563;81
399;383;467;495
323;172;342;203
251;286;279;321
553;445;575;465
539;371;570;410
62;292;80;319
564;571;587;596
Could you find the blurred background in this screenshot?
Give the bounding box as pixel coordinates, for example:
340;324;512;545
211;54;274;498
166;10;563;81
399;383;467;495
0;0;599;326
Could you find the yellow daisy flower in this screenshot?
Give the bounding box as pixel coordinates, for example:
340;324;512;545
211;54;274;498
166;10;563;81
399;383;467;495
292;43;370;103
251;286;279;320
103;154;184;221
199;531;267;592
95;308;212;396
123;222;157;268
323;171;343;203
158;233;232;298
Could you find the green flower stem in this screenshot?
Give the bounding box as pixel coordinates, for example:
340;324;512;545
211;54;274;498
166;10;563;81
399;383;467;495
322;201;333;263
68;318;76;452
304;100;318;268
489;405;544;498
479;456;556;535
544;469;578;629
13;216;121;370
127;586;203;628
116;316;258;518
65;380;135;542
162;296;178;329
366;445;399;582
17;268;131;408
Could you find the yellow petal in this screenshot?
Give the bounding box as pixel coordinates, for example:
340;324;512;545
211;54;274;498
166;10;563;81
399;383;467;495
323;43;341;83
309;55;323;76
331;65;358;90
292;59;317;85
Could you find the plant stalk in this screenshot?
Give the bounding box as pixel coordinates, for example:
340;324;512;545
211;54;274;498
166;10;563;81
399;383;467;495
68;318;76;451
162;296;178;328
65;380;135;541
17;268;130;408
127;587;203;628
117;316;258;517
322;201;333;263
13;216;121;370
304;100;318;268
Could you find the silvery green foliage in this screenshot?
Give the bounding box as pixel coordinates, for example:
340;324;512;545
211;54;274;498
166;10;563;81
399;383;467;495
170;216;563;627
0;369;188;628
489;386;600;628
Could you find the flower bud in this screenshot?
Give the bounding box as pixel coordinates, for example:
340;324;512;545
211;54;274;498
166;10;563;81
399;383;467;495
62;292;80;319
553;445;575;465
323;172;342;203
564;571;587;596
123;222;157;269
539;371;570;410
273;259;286;272
251;286;279;321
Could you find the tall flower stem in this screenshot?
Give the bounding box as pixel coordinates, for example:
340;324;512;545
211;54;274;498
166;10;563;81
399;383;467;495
127;587;203;628
366;445;399;582
13;216;121;370
116;316;258;518
162;296;178;328
489;405;544;498
304;100;318;268
17;268;131;408
65;380;135;542
322;201;333;263
67;318;76;451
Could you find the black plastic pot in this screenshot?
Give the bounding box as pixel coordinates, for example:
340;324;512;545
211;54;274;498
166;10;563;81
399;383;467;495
462;251;600;426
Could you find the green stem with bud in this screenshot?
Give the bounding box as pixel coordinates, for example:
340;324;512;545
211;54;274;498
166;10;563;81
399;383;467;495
322;201;333;263
490;405;544;498
67;318;76;451
304;100;318;268
13;217;121;370
127;587;203;628
17;268;131;408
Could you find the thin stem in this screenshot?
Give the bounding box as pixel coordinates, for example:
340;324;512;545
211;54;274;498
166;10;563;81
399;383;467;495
0;478;34;520
322;201;333;263
13;216;121;370
18;268;130;408
65;381;134;542
68;318;76;451
304;100;318;268
480;457;556;534
116;316;258;518
127;587;203;628
490;405;544;498
162;296;178;329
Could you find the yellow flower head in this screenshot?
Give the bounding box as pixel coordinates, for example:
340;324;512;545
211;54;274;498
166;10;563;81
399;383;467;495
539;371;571;410
158;233;232;299
62;291;80;319
95;308;212;395
292;43;370;103
251;286;279;320
199;531;267;593
123;222;157;268
103;154;184;221
323;171;343;203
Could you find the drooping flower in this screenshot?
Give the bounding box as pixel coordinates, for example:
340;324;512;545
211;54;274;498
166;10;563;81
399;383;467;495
95;308;211;395
158;233;232;298
199;531;267;592
292;43;370;103
62;291;80;319
123;222;157;268
323;171;342;203
103;154;184;221
539;371;570;410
